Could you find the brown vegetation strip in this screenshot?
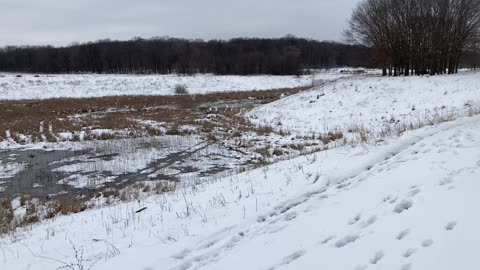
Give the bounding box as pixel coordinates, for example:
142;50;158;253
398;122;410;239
0;86;311;142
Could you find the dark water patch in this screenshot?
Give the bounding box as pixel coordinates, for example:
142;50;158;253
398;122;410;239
0;137;253;202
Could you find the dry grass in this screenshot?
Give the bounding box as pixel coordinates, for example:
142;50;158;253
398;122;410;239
0;87;314;234
320;131;344;144
0;199;14;234
272;148;284;156
0;86;310;144
0;195;89;235
0;182;176;235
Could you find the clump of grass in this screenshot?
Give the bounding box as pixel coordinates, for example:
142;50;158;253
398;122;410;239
255;125;274;135
153;181;174;194
230;130;242;138
320;131;344;144
290;144;306;152
0;199;14;234
71;133;81;141
20;201;40;226
45;132;58;142
206;133;218;142
256;147;272;160
97;132;117;140
272;148;284;156
46;197;88;218
146;127;163;136
166;126;182;135
119;187;141;202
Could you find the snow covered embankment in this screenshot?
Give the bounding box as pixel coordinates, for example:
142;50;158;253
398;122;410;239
249;71;480;136
2;115;480;270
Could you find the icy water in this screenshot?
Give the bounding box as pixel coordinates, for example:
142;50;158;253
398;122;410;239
0;136;253;201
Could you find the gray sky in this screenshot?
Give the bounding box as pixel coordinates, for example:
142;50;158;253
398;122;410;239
0;0;360;47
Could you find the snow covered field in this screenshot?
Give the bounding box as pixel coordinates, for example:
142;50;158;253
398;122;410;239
249;71;480;135
1;70;479;270
2;115;480;270
0;72;338;100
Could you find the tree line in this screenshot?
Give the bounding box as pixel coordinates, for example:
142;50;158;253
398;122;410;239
346;0;480;76
0;37;370;75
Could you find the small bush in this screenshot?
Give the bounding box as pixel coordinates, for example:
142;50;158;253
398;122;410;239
174;84;189;95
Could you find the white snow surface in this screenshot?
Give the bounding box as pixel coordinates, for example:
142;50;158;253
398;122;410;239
2;115;480;270
249;71;480;134
0;73;325;100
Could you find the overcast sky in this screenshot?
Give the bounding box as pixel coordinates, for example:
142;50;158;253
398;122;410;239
0;0;361;47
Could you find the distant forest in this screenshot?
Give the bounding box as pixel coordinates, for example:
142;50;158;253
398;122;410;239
0;37;371;75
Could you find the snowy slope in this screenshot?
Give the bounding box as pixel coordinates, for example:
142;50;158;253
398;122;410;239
2;115;480;270
248;71;480;134
0;72;347;100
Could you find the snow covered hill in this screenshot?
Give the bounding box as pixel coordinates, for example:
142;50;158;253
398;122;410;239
2;114;480;270
248;71;480;135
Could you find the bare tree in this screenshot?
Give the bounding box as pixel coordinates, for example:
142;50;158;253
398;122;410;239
346;0;480;76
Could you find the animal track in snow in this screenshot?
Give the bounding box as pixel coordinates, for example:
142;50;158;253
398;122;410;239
172;249;192;260
360;215;377;228
396;229;411;240
257;198;306;223
445;221;457;231
171;233;244;270
407;188;421;198
421;239;434;247
383;195;398;204
267;250;307;270
439;177;454;186
284;212;297;221
337;182;352;189
370;250;384;264
348;214;362;225
401;263;412;270
402;248;417;258
265;224;289;234
319;235;335;244
280;250;307;265
394;200;413;213
335;234;360;248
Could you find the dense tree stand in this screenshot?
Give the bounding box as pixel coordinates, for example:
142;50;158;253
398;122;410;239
345;0;480;76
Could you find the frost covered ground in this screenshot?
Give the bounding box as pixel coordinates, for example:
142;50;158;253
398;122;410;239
0;72;342;100
2;115;480;270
